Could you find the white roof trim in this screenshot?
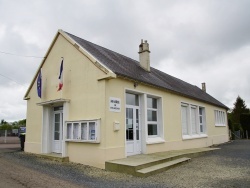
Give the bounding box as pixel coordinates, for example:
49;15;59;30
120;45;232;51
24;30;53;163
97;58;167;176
59;30;115;75
37;98;70;106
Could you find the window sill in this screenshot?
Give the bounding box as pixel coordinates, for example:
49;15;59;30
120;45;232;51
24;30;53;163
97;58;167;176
65;140;100;143
182;134;207;140
215;124;226;127
146;137;165;144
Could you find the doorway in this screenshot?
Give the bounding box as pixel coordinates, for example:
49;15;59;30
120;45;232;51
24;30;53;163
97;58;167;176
52;106;63;153
126;93;141;156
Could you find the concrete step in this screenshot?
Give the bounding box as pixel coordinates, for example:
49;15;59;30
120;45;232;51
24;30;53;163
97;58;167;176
105;147;219;176
37;153;69;162
136;157;191;177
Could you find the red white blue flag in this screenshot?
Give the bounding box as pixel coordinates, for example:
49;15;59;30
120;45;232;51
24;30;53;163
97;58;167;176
37;70;42;98
57;59;63;91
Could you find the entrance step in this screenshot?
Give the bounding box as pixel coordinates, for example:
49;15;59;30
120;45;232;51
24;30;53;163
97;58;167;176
106;147;219;177
37;153;69;162
136;157;190;177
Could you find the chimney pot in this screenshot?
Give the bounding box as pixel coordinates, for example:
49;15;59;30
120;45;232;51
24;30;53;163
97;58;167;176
202;83;206;92
138;40;150;72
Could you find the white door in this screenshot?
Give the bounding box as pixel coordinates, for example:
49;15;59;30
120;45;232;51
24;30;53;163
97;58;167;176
52;108;63;153
126;93;141;156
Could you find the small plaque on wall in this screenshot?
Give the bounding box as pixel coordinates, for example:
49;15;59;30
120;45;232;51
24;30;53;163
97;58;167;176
109;97;121;112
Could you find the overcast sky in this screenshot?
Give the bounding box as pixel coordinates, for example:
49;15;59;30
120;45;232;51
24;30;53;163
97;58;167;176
1;0;250;122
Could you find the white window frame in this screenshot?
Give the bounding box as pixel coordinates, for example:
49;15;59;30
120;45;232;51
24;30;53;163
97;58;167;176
199;107;206;133
214;110;226;126
181;102;207;140
125;88;165;147
147;96;158;137
146;95;164;144
65;119;100;143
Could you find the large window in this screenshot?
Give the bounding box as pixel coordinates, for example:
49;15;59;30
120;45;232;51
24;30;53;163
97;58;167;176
214;110;226;126
147;97;158;136
181;103;206;139
66;120;100;143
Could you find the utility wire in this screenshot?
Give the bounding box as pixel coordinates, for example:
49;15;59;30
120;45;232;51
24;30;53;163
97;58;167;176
0;51;45;58
0;73;26;86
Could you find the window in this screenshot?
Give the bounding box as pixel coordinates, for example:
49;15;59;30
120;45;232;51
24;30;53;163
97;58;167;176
126;93;139;106
215;110;226;126
181;105;189;135
199;107;205;133
66;120;100;143
191;106;198;134
181;103;206;139
147;97;158;136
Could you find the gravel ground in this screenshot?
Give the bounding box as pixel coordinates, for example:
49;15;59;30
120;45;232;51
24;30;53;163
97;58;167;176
0;140;250;188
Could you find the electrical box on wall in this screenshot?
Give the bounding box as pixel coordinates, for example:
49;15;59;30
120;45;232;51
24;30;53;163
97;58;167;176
113;121;120;131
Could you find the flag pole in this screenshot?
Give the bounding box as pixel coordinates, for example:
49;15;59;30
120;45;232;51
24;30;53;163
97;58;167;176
40;68;42;102
61;57;64;99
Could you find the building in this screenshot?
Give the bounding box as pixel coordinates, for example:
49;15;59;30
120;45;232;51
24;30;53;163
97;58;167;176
24;30;229;168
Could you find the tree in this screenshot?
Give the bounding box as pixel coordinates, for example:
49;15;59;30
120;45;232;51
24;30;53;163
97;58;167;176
240;113;250;134
231;96;249;125
18;119;26;126
0;124;12;130
0;119;7;125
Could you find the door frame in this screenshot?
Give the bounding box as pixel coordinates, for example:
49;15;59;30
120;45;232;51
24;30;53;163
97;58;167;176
40;99;69;157
125;91;146;156
52;107;63;153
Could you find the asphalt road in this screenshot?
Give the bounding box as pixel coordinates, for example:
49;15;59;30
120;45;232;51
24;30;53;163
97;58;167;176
0;140;249;188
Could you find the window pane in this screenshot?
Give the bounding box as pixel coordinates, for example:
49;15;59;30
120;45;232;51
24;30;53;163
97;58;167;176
200;124;203;132
136;109;139;140
147;97;157;109
126;108;133;129
191;107;197;134
199;107;203;115
126;93;139;106
54;132;60;140
67;123;72;139
54;106;63;111
81;123;87;140
148;124;157;136
181;106;188;135
222;112;225;124
55;122;60;132
73;123;79;139
89;122;96;140
55;114;60;123
147;110;157;121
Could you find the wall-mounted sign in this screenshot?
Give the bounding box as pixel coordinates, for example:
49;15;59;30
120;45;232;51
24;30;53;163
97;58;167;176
109;97;121;112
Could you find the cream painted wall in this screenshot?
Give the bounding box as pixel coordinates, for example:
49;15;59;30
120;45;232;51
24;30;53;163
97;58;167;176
104;77;229;156
25;79;43;154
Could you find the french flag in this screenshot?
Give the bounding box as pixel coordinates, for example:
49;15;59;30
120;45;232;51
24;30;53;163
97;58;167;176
57;59;63;91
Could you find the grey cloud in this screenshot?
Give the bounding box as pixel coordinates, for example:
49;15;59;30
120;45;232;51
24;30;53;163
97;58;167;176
1;0;250;121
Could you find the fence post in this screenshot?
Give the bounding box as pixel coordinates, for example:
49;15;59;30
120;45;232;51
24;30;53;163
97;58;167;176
4;130;7;143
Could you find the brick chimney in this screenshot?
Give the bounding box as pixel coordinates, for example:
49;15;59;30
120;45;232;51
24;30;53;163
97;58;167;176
202;83;206;92
138;39;150;72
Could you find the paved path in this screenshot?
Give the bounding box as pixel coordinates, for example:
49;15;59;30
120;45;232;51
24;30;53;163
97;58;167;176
0;140;249;188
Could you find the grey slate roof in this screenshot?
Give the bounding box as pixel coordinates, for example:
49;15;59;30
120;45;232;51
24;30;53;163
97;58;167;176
66;32;227;109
